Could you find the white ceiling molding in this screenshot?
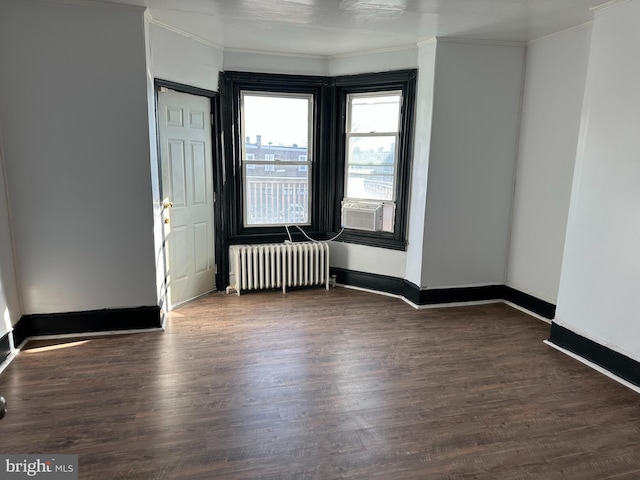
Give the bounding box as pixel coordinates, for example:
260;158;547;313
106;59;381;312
526;21;593;46
435;37;526;48
222;47;326;60
328;44;418;60
417;37;438;48
147;16;224;50
591;0;631;11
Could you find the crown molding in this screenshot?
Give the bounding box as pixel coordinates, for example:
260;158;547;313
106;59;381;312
328;44;417;60
148;16;224;50
591;0;631;11
223;47;327;60
416;37;437;48
435;36;526;47
225;43;417;61
527;21;593;45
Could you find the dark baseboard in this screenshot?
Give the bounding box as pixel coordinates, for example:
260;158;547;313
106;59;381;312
416;284;506;306
331;268;556;320
0;332;10;363
331;268;406;296
502;286;556;319
12;306;162;347
549;322;640;389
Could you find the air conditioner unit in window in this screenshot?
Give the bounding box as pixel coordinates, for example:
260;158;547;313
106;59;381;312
341;202;384;232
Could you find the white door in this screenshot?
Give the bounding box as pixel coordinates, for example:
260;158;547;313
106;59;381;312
158;88;216;308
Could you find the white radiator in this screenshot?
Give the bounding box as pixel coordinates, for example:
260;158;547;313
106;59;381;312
227;242;330;295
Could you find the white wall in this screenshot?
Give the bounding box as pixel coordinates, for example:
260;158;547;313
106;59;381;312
144;16;168;315
555;0;640;362
223;50;329;76
329;47;418;77
507;25;592;304
149;22;223;91
404;40;436;287
422;40;525;288
0;0;157;314
0;137;20;335
329;242;406;278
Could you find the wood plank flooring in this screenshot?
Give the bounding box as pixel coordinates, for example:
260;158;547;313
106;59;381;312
1;287;640;479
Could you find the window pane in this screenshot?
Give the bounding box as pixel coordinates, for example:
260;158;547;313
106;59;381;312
349;93;401;133
245;164;310;225
243;94;310;161
241;92;313;227
346;136;396;201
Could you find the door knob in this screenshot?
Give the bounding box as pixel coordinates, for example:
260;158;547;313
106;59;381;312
163;201;174;210
164;218;170;224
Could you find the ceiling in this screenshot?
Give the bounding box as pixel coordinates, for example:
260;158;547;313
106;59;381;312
112;0;602;56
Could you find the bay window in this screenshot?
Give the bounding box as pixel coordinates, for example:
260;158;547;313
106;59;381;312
219;69;416;252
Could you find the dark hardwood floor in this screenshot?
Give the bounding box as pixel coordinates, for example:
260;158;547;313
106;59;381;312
1;287;640;479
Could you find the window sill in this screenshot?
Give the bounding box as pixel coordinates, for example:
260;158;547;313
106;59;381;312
330;230;407;251
228;229;407;251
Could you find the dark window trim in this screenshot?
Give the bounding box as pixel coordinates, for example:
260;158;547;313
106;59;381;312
240;90;315;229
219;71;333;246
332;69;417;250
218;69;417;255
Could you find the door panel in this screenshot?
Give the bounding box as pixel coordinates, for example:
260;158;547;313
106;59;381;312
158;89;216;308
167;105;183;126
173;226;190;281
194;222;209;273
190;110;205;129
191;142;207;205
169;140;187;207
